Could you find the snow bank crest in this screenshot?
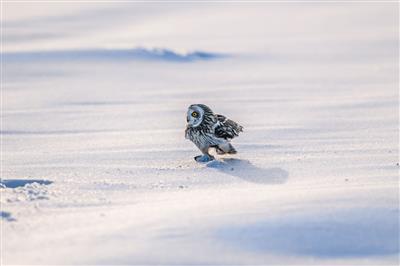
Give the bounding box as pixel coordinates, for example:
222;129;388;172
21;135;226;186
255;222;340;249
0;179;53;202
4;48;227;62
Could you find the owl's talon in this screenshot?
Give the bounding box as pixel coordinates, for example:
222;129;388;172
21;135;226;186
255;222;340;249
194;155;214;163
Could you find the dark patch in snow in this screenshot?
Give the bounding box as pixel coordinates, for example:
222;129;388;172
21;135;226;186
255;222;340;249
4;48;227;62
217;207;400;258
0;179;53;188
207;158;288;184
0;211;16;222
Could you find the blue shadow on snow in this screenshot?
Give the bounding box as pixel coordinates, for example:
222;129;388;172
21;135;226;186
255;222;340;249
217;207;399;258
207;158;288;184
0;179;53;188
0;211;16;222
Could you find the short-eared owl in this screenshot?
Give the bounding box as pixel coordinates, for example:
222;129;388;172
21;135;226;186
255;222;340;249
185;104;243;162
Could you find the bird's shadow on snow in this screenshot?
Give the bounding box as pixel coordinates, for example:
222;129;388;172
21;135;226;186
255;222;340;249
206;158;288;184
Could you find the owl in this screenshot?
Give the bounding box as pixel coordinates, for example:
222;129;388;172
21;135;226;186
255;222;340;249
185;104;243;162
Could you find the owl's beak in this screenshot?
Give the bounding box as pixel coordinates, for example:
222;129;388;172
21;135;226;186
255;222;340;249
186;116;189;122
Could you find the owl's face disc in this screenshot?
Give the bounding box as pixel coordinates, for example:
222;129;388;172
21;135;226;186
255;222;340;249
187;105;204;127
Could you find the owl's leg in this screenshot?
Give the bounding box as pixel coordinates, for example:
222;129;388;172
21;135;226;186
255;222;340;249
194;154;215;162
194;147;215;162
194;155;213;162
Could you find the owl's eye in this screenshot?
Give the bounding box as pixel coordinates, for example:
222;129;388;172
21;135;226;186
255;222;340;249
191;112;198;117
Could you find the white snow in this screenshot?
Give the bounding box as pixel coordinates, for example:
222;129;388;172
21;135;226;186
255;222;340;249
1;2;399;265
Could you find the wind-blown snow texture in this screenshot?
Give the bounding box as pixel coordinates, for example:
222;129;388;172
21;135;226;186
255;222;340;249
1;2;399;265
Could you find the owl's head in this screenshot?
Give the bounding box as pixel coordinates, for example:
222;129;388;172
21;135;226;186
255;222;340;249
186;104;214;128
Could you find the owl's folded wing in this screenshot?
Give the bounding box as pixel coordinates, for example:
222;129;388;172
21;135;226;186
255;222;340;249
185;126;190;139
214;114;243;140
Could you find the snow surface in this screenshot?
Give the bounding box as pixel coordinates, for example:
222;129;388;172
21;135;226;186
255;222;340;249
1;2;399;265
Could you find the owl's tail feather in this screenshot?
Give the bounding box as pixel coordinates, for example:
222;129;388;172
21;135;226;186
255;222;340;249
216;143;237;155
227;144;237;154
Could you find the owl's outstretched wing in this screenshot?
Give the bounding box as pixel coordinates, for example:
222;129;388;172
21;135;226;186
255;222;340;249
214;114;243;140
